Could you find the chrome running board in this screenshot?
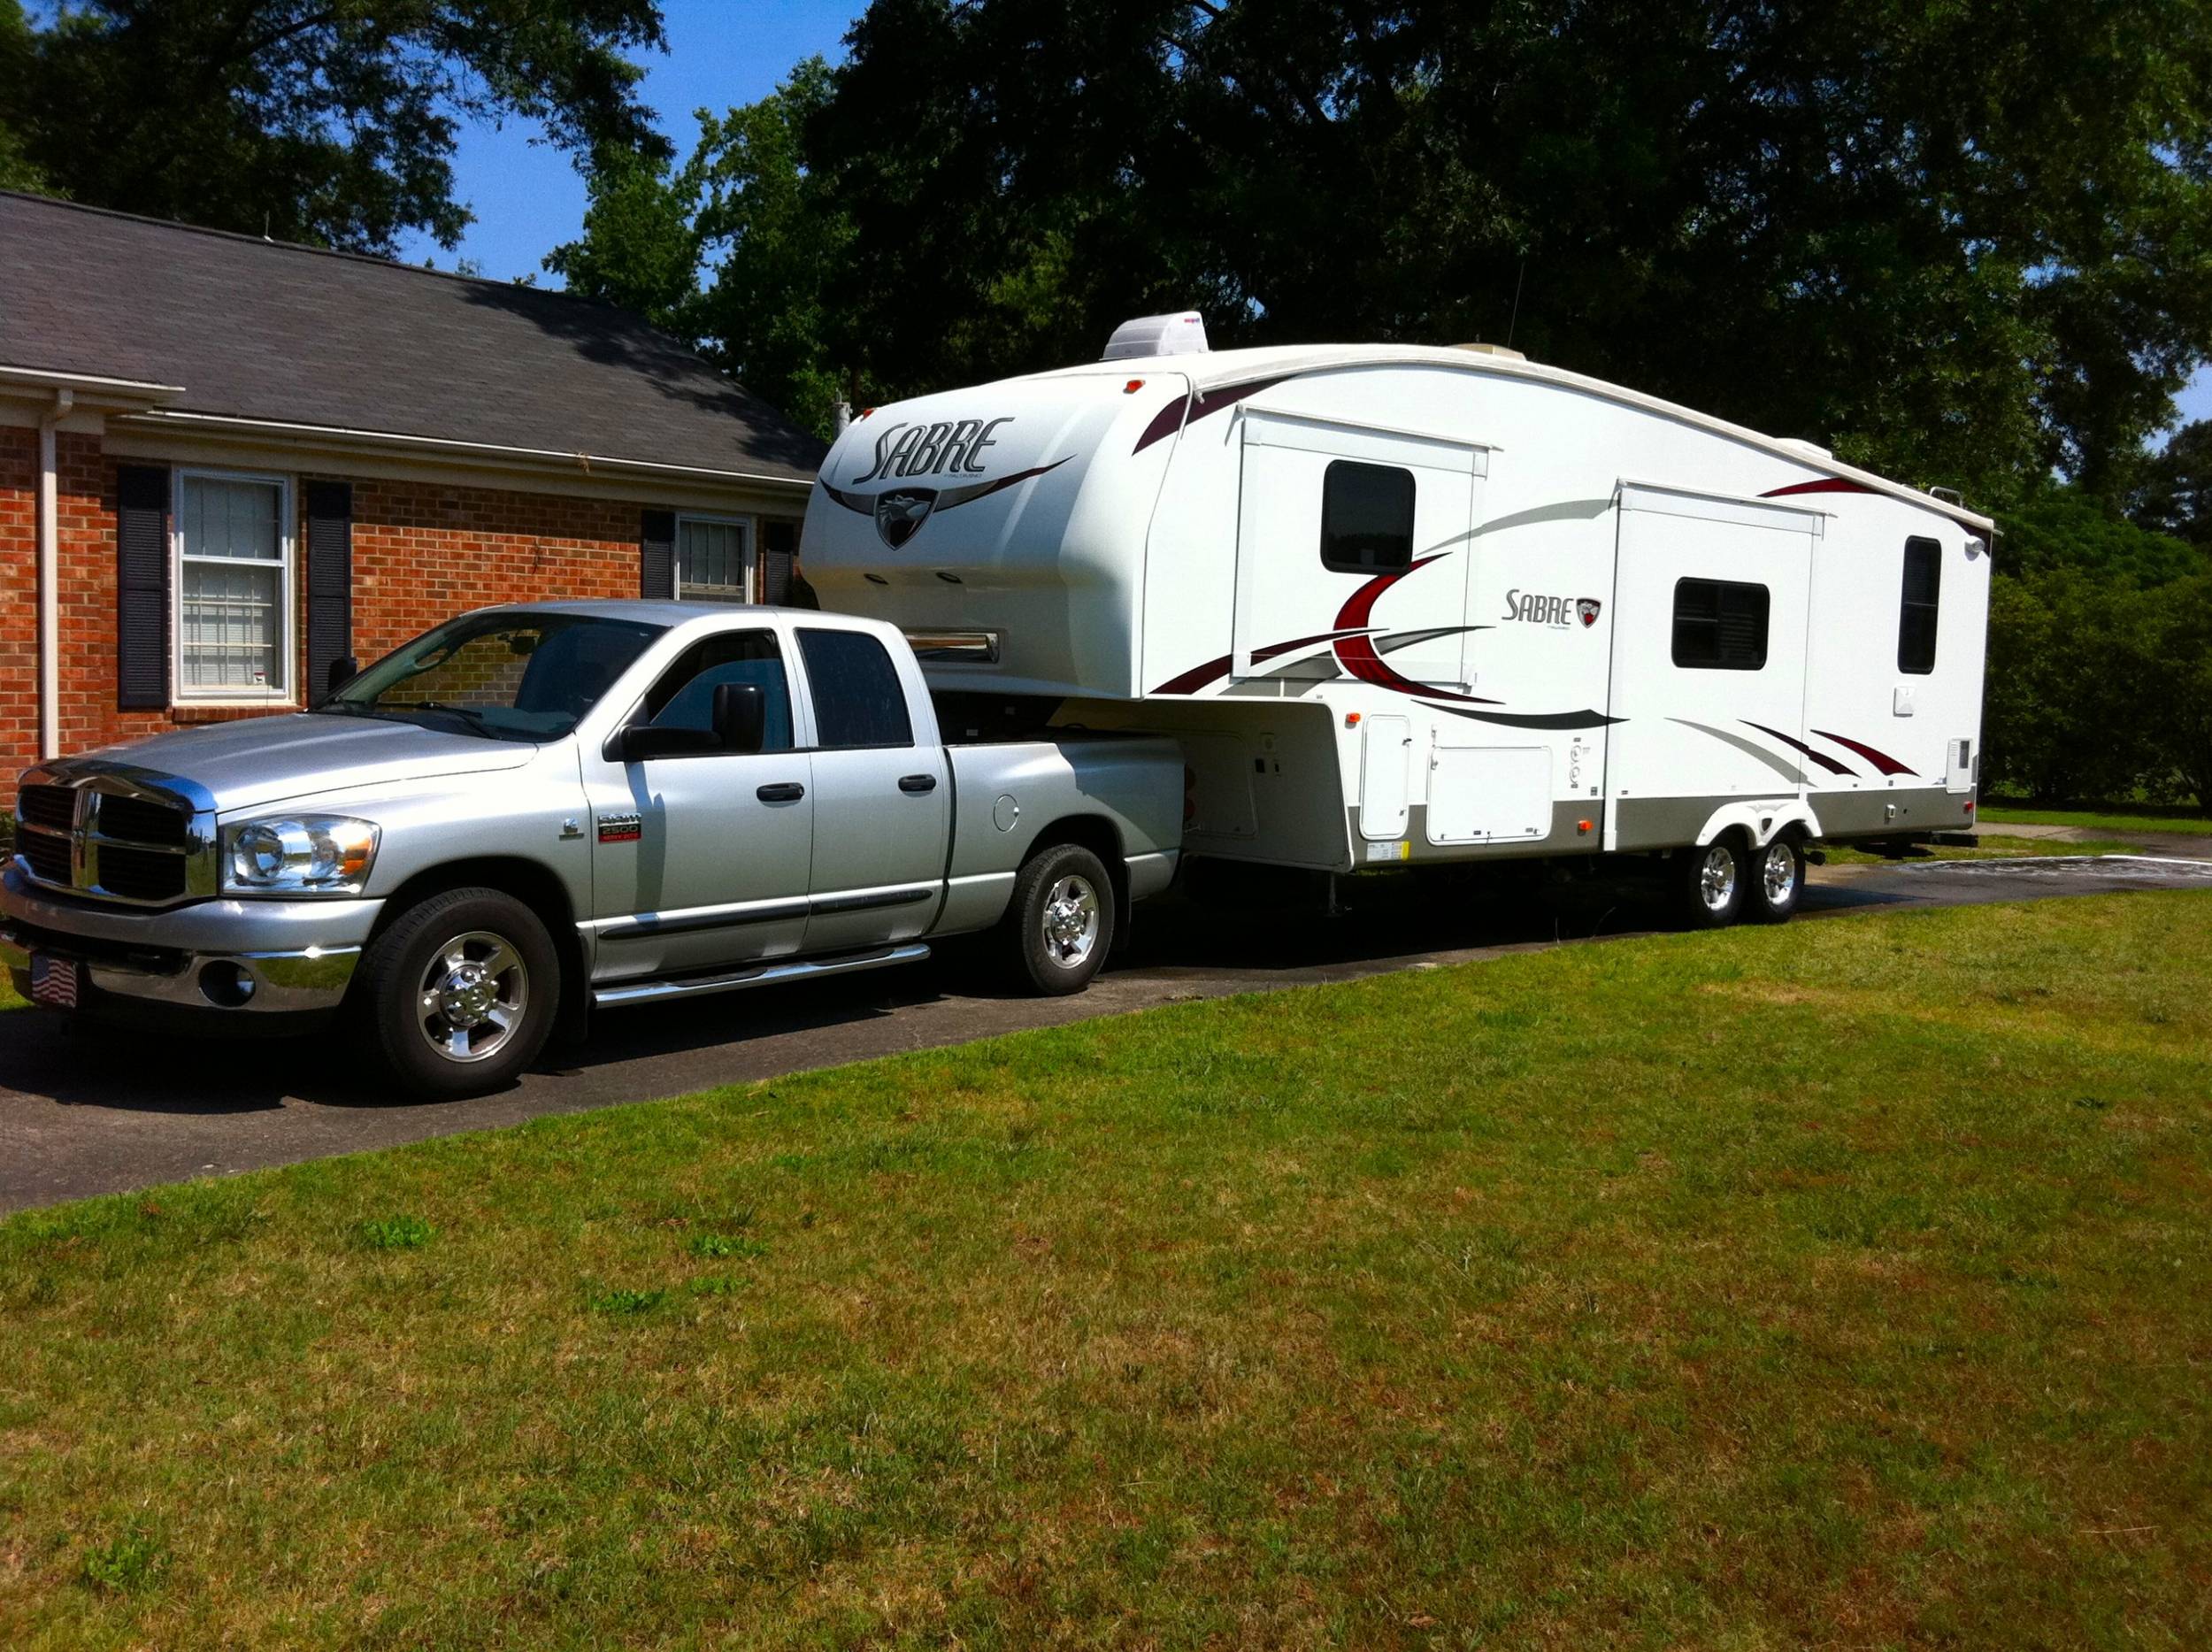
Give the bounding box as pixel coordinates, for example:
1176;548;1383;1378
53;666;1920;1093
591;943;931;1009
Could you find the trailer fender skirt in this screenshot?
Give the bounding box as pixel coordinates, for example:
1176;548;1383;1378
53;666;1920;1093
1692;799;1821;850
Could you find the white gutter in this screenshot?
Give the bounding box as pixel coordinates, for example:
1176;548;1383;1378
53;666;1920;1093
35;389;73;760
122;408;817;492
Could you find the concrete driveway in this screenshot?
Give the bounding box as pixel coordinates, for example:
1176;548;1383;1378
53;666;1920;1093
4;849;2209;1214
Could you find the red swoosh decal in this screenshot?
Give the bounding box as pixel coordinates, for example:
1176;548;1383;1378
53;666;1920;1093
1760;479;1875;499
1810;729;1917;777
1331;557;1499;703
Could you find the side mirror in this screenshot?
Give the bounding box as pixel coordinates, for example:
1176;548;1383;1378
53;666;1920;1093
713;682;766;755
326;655;359;695
612;723;721;763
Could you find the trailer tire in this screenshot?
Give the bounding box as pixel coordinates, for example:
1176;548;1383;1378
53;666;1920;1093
1004;842;1116;995
356;886;560;1099
1747;835;1806;924
1678;838;1747;929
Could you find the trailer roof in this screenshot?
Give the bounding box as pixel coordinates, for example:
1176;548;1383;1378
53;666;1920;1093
1033;343;1996;534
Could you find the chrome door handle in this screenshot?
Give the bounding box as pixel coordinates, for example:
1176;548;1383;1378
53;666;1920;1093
898;773;939;794
757;782;805;803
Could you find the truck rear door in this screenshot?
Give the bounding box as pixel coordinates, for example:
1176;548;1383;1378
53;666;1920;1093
790;625;949;952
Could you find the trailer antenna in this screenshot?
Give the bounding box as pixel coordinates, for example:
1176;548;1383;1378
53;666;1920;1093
1505;253;1528;351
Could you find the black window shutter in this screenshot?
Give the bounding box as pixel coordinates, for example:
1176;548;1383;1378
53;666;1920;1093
761;519;796;604
641;509;676;599
304;480;353;700
116;465;171;710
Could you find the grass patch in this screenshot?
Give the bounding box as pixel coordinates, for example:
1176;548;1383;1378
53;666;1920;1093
1978;804;2212;836
355;1214;433;1251
1821;831;2144;865
1;893;2208;1647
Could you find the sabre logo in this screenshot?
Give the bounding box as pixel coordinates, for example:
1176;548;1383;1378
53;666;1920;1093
1502;590;1604;630
852;417;1015;483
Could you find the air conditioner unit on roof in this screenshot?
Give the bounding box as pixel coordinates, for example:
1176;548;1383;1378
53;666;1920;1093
1102;311;1209;361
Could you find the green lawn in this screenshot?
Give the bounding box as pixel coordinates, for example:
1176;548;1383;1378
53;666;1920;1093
4;894;2209;1648
1978;804;2212;837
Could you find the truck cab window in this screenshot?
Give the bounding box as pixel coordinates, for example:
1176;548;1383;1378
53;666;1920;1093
1671;578;1769;670
1898;537;1941;674
641;630;794;749
798;628;913;749
1319;461;1416;573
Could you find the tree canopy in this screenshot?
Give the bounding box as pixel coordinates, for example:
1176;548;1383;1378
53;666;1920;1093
0;0;668;253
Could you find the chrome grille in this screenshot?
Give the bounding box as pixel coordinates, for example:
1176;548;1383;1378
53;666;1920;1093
12;768;213;906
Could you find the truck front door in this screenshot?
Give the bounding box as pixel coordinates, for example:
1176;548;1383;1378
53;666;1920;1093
790;625;949;953
581;626;814;981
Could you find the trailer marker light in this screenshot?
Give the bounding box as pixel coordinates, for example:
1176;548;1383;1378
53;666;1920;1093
1577;818;1593;834
1345;711;1361;727
1125;379;1146;394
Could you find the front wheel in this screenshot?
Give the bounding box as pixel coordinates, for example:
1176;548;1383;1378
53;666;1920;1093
1004;843;1116;995
1747;836;1806;923
1678;839;1747;929
355;887;560;1099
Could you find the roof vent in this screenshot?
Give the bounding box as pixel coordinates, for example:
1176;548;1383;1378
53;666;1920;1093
1103;311;1209;361
1450;342;1526;361
1779;437;1833;459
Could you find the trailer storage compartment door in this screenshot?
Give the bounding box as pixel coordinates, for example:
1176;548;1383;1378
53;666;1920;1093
1604;485;1822;851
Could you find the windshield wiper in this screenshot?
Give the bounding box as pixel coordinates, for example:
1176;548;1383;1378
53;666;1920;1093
379;700;500;736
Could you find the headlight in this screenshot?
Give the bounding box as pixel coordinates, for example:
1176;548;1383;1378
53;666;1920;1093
221;816;380;895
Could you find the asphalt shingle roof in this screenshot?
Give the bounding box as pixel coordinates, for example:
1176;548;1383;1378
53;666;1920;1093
0;190;825;483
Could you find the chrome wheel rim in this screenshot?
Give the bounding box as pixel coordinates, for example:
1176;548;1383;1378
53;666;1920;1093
1762;841;1797;904
1698;846;1737;912
1040;873;1101;968
417;930;527;1064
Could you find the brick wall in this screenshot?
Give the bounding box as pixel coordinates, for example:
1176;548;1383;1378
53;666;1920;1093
4;444;676;806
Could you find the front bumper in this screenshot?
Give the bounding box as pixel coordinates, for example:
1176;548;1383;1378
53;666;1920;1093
1;859;380;1018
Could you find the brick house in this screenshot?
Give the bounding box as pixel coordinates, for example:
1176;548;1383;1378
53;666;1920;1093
0;190;826;804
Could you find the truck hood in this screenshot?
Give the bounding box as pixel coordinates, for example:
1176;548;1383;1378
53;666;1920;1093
60;714;541;815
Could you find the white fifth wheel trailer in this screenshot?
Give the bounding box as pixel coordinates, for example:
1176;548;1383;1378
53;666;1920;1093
799;316;1993;925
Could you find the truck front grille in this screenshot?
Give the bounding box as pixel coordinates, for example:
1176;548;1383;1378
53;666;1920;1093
12;772;209;906
18;829;69;885
17;784;73;833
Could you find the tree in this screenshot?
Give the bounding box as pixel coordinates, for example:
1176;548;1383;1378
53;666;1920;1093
0;0;668;254
549;58;857;437
758;0;2212;505
2132;420;2212;548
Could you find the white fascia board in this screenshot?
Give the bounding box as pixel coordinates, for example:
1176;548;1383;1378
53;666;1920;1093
0;363;186;411
114;408;817;494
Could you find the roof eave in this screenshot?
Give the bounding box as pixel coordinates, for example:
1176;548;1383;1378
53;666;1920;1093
0;363;186;414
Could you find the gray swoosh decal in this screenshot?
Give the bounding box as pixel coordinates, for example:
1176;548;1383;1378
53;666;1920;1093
1669;718;1808;784
1472;498;1617;538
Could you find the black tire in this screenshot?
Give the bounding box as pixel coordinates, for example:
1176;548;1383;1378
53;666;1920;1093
1678;838;1747;929
354;886;560;1099
1003;842;1117;995
1747;835;1807;924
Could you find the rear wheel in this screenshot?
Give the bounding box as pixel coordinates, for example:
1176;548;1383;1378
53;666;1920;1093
1004;842;1116;995
1747;835;1806;923
1678;839;1747;929
356;887;559;1099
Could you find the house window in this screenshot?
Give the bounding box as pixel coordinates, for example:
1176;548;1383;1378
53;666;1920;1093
1319;461;1416;573
1898;537;1941;674
678;514;755;602
176;470;292;698
1671;577;1770;670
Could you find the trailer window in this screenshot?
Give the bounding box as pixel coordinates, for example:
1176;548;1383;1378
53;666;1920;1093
798;628;913;749
1319;461;1416;574
1898;537;1941;674
1671;579;1769;670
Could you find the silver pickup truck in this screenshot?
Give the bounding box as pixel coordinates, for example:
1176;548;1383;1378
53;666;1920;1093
2;603;1182;1096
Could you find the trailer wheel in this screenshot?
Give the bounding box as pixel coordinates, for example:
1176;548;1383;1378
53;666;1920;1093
1005;842;1116;995
355;886;560;1099
1747;835;1806;924
1679;839;1747;929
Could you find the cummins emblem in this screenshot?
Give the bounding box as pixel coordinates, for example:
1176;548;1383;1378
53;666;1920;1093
1577;597;1602;627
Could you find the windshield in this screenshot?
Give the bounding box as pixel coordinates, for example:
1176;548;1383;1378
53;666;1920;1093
323;611;666;742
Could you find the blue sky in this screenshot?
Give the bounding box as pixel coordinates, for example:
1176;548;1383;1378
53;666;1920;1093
394;0;2212;434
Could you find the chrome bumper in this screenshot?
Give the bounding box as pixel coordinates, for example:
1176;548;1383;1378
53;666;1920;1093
1;860;377;1015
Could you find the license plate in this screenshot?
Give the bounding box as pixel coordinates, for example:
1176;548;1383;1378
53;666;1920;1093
28;954;80;1009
